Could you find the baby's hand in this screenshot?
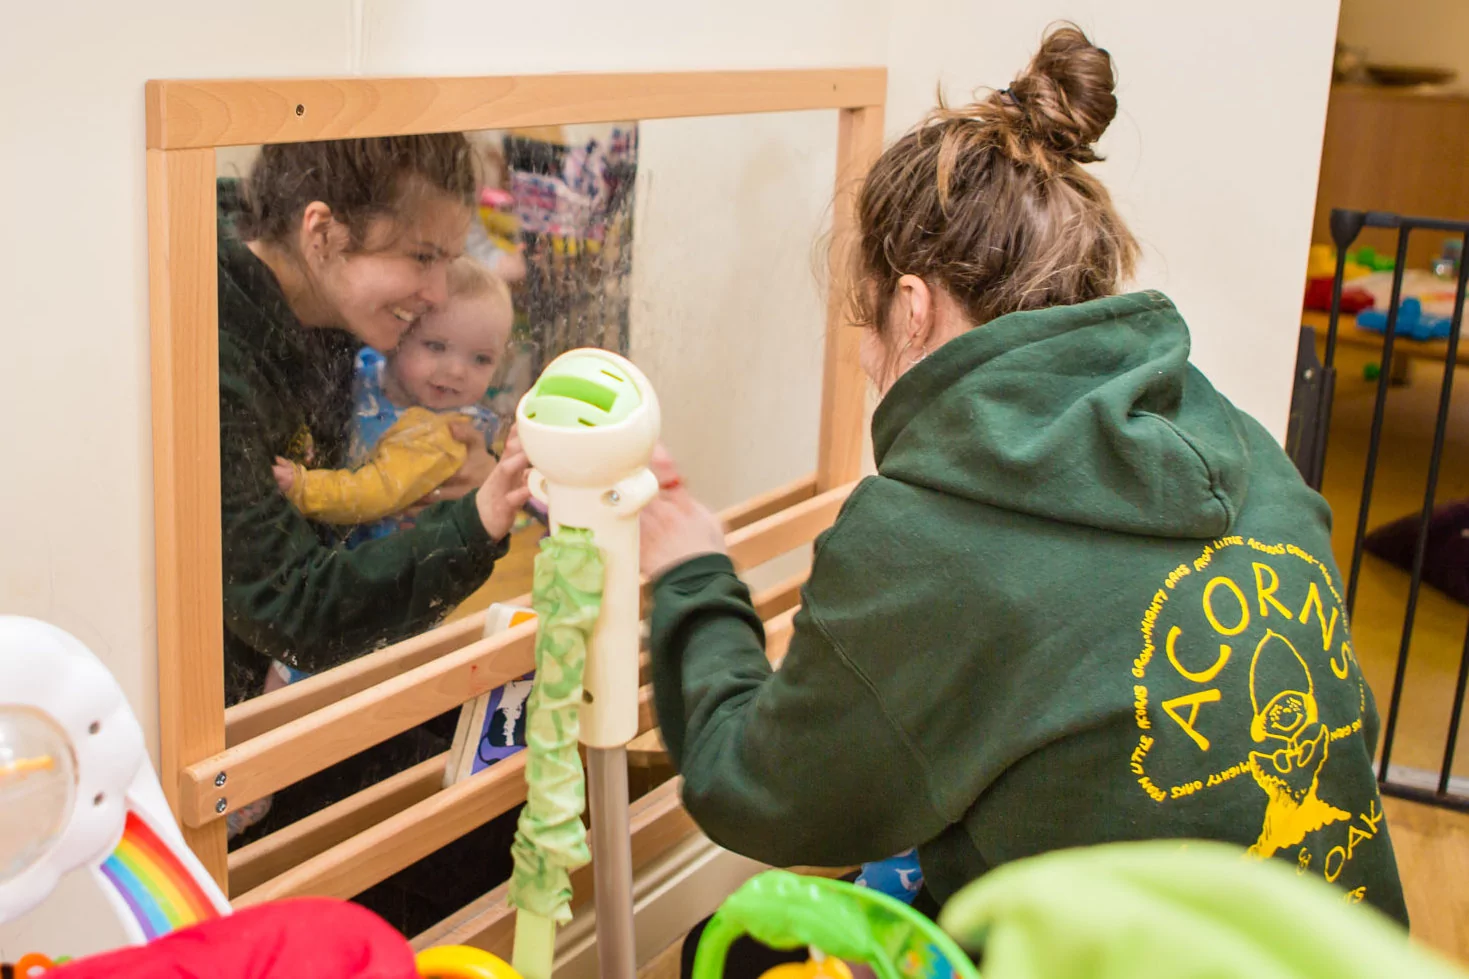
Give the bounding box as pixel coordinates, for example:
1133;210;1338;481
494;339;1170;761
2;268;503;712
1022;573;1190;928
272;457;298;496
476;427;532;541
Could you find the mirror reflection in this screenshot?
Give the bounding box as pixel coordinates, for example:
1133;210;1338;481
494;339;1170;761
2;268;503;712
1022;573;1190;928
214;124;638;934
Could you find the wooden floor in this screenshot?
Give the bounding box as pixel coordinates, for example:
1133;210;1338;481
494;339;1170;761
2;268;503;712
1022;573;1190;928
1384;796;1469;964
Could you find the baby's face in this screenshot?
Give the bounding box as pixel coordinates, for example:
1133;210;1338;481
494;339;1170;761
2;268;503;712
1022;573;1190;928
391;293;512;410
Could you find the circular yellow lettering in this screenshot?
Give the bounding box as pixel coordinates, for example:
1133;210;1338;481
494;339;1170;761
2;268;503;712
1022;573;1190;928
1203;577;1250;637
1166;627;1232;684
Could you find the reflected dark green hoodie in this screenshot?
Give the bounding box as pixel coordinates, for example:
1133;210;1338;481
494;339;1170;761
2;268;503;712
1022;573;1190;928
650;291;1409;926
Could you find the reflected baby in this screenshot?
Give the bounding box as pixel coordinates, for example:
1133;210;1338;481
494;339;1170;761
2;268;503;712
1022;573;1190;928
272;256;514;540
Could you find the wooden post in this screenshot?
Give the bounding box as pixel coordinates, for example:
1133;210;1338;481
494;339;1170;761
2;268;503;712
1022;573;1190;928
148;146;228;884
817;104;886;491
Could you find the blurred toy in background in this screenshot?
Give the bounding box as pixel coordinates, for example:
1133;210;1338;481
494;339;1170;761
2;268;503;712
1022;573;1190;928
1307;243;1373;282
1303;243;1466;335
1304;244;1375;313
1304;276;1375;313
1349;245;1396;272
480;125;639;456
480;188;521;254
1432;239;1462;280
466;143;527;286
1357;297;1456;341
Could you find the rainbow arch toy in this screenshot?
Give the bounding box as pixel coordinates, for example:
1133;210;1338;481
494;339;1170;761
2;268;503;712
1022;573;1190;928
0;616;230;946
0;616;529;979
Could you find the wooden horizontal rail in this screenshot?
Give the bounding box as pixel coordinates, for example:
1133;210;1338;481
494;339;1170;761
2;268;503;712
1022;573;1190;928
234;754;530;907
229;482;820;746
727;482;854;572
411;777;695;952
720;474;817;533
182;621;538;828
147;70;887;149
224;609;501;747
227;753;447;897
235;676;669;903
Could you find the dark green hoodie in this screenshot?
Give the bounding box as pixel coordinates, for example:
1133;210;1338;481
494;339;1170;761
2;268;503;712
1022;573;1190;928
650;291;1408;926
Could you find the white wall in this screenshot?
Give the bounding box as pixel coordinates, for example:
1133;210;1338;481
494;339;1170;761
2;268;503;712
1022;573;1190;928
886;3;1341;431
0;0;1337;959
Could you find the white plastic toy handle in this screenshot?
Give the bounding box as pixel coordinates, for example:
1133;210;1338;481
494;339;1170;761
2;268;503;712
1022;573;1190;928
516;349;661;749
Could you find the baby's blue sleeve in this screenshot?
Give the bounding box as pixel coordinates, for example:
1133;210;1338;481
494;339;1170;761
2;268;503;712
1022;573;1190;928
854;848;924;905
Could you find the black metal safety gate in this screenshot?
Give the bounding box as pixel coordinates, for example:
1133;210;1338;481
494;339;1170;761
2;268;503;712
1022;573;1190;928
1287;207;1469;812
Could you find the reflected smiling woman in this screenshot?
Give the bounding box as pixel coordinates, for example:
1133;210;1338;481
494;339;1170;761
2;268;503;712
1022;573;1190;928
217;135;529;933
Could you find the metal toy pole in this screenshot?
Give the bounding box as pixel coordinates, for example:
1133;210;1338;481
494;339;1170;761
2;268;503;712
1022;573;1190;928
588;747;637;979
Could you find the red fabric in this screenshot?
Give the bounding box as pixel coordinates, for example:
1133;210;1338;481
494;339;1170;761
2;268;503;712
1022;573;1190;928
49;898;419;979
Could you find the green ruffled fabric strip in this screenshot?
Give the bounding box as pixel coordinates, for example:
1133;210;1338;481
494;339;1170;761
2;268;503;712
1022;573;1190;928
509;527;603;925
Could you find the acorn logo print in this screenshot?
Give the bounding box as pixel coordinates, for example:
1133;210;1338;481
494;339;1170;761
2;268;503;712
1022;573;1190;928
1127;538;1369;857
1245;630;1349;857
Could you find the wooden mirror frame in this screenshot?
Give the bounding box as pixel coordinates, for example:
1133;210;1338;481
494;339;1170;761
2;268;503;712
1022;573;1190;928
147;67;886;943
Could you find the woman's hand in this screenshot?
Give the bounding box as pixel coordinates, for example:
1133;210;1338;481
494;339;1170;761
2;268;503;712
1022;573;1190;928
640;445;727;580
476;428;532;541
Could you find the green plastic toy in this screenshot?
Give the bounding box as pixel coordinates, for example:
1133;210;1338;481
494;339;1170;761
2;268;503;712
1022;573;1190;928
691;871;979;979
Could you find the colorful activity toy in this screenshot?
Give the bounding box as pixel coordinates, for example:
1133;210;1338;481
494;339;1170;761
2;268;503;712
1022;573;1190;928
0;616;231;947
0;616;542;978
692;871;978;979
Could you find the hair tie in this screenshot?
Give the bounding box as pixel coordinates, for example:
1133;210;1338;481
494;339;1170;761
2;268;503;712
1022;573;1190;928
999;87;1022;107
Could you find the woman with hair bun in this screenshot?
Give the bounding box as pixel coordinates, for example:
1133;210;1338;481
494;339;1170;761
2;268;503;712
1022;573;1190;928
642;25;1408;964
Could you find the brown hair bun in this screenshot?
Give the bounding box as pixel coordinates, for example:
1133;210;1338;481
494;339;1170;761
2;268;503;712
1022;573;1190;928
847;20;1138;346
1004;23;1119;165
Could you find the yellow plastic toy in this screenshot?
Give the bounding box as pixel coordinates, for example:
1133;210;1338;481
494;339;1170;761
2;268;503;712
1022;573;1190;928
757;951;855;979
416;946;525;979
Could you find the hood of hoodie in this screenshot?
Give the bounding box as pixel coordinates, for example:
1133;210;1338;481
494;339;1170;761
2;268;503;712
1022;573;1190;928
872;291;1251;539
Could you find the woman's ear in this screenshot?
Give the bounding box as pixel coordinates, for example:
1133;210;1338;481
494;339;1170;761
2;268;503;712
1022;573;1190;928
894;274;935;353
298;201;339;265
